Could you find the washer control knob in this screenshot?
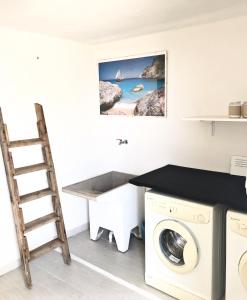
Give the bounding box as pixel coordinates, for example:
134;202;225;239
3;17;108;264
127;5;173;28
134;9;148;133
197;214;205;223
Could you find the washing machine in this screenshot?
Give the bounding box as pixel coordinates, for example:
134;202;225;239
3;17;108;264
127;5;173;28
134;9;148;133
145;190;226;300
225;210;247;300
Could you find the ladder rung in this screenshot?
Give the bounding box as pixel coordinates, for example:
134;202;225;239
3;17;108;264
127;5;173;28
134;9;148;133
20;188;54;204
29;238;63;261
9;138;44;148
14;163;48;175
24;213;59;233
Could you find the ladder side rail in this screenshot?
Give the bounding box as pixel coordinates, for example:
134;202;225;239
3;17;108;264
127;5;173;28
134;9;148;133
0;110;32;288
35;104;71;265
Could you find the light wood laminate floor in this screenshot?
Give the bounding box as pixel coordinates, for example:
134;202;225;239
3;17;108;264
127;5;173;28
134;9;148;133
69;230;172;299
0;231;172;299
0;251;149;300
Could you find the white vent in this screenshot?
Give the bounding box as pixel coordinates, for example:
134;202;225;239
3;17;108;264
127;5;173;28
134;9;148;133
230;156;247;176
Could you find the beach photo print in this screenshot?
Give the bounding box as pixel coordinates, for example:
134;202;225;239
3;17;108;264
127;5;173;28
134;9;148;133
98;52;167;116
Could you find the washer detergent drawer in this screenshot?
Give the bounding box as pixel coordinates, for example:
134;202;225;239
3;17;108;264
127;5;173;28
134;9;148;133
229;212;247;238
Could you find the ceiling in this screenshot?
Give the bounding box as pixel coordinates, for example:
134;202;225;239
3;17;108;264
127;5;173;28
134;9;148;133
0;0;247;43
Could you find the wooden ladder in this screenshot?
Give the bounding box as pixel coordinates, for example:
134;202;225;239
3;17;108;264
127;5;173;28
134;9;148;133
0;103;71;288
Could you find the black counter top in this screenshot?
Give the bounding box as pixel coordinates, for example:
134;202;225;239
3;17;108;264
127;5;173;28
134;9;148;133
129;165;247;212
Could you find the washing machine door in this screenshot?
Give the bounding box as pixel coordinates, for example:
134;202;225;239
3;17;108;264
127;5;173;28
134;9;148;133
153;219;198;274
239;251;247;290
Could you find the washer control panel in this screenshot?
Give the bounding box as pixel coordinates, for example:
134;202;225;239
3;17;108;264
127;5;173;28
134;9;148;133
146;194;210;224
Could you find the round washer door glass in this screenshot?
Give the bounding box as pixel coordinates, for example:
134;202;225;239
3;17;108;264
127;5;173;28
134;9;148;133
239;251;247;290
153;220;198;274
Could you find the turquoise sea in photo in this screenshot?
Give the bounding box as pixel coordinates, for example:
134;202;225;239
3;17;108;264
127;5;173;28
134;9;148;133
108;78;164;103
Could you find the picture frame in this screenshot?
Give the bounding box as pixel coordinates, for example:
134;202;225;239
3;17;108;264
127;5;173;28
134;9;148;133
98;51;167;116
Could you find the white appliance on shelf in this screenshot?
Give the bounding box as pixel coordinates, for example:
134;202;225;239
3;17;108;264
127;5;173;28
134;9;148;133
230;155;247;194
145;190;226;300
225;210;247;300
230;155;247;176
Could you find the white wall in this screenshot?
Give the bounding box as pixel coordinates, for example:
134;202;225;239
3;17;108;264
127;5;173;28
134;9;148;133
0;28;97;274
1;15;247;275
92;16;247;175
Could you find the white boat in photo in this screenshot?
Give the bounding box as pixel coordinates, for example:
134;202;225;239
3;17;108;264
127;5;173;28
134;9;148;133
132;84;144;92
115;70;124;82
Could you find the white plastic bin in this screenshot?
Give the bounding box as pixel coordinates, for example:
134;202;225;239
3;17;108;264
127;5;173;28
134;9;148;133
63;171;144;252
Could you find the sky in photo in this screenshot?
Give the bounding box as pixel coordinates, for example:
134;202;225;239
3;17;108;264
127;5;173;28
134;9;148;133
99;55;158;80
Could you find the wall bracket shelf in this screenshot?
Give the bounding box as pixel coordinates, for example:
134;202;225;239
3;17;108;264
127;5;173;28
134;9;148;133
183;116;247;136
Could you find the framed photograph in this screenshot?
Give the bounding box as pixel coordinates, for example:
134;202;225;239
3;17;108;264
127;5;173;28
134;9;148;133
98;51;167;116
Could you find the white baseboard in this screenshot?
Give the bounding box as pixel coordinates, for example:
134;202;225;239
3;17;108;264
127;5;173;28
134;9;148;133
0;259;20;276
66;222;89;237
0;223;89;276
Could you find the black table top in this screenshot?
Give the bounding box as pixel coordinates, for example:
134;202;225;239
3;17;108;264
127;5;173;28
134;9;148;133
129;164;247;212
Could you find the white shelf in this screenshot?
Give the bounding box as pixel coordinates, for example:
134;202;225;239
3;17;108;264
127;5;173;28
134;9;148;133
183;116;247;136
183;116;247;122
